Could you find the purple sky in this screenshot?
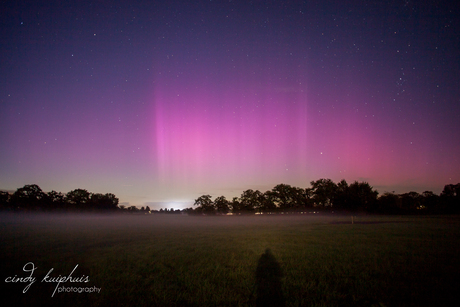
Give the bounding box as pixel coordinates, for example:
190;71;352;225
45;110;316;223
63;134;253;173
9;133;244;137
1;0;459;209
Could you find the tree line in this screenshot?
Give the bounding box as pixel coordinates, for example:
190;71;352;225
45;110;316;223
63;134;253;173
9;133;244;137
189;179;460;215
1;180;459;214
0;184;118;212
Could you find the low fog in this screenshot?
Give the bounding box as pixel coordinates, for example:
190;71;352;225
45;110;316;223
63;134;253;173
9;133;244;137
0;212;337;232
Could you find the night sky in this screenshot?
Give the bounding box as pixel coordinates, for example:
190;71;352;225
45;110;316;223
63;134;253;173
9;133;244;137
1;0;459;209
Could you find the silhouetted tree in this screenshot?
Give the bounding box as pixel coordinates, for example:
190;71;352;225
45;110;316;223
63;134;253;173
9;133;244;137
214;196;230;215
310;179;337;208
260;191;277;213
377;192;401;214
183;207;195;214
289;186;310;211
3;185;122;212
400;191;421;213
421;191;439;213
91;193;119;211
441;184;459;198
347;181;379;212
440;183;460;213
128;206;138;212
269;184;295;210
304;187;315;209
47;190;66;211
66;189;91;210
7;181;460;215
10;184;47;210
0;191;11;210
333;179;349;210
230;197;243;214
240;189;263;213
194;194;215;215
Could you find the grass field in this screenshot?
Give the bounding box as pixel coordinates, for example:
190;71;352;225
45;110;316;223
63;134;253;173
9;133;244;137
1;213;459;306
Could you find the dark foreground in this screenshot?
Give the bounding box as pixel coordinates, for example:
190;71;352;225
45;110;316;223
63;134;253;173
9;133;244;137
1;213;459;306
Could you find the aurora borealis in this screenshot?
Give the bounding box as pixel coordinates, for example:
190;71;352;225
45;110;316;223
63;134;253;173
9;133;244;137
1;0;459;209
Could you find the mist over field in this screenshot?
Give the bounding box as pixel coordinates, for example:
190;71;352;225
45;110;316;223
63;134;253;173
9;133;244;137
0;212;343;237
1;212;459;306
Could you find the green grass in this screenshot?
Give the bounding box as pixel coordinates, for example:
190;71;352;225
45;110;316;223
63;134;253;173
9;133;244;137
1;214;459;306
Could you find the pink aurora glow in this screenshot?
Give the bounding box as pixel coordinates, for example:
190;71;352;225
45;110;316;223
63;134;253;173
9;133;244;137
1;0;459;209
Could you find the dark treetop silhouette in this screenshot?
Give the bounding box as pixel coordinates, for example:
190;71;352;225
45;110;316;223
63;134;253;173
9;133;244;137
1;181;459;214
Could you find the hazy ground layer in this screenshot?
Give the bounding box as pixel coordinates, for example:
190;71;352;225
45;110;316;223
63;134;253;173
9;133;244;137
1;213;459;306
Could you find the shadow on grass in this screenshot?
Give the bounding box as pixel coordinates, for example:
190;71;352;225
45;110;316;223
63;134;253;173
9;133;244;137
255;248;285;307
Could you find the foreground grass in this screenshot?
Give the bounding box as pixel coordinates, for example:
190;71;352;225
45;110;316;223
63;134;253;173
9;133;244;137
1;214;459;306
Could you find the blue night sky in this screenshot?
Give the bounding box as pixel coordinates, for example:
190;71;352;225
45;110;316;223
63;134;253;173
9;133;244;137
1;0;459;209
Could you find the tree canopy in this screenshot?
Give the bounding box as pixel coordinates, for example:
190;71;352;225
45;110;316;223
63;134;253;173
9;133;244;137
185;180;459;215
1;185;118;212
1;180;459;215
